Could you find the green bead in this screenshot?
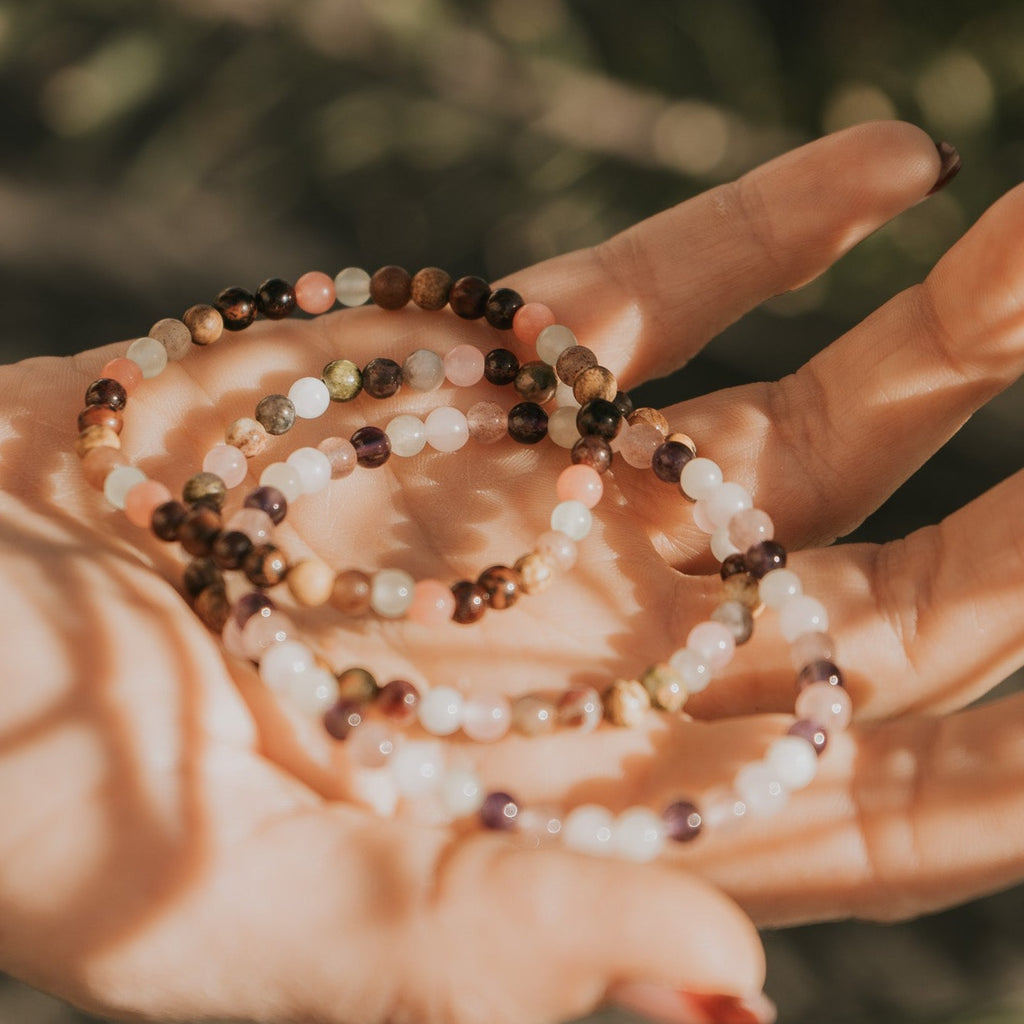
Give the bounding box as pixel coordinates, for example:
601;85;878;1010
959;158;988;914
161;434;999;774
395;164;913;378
640;663;687;712
322;359;363;402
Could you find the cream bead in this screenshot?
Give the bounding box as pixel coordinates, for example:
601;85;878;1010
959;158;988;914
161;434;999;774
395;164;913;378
766;735;819;791
286;447;332;494
547;405;581;448
667;647;711;693
613;806;666;863
562;804;616;856
126;336;168;378
702;482;753;530
386;414;427;457
679;457;722;500
710;525;741;562
536;324;577;365
734;761;788;817
103;465;146;509
334;266;371;306
259;640;315;692
779;595;829;643
417;686;465;736
441;767;485;817
424;407;469;453
759;568;802;609
550;499;592;540
370;568;415;618
260;461;303;502
284;667;337;714
389;740;445;797
288;376;331;419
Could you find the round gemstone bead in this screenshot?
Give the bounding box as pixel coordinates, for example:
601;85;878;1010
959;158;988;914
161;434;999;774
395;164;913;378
797;660;843;690
779;595;829;643
81;446;126;489
700;787;748;831
259;640;315;691
535;323;577;366
390;741;445;797
318;437;358;479
77;405;122;434
183;558;222;598
334;267;371;306
193;585;231;632
255;394;296;435
99;359;142;394
795;681;852;731
259;462;302;502
667;647;712;693
572;366;617;404
362;357;403;398
508;693;555;736
710;600;754;645
789;631;837;671
535;530;577;571
710;526;741;563
555;345;597;386
766;735;819;790
485;287;523;330
547;406;581;448
462;691;512;742
628;407;669;435
556;464;603;508
613;390;634;418
336;666;379;704
449;276;490;319
662;800;703;843
126;336;168;379
746;540;787;579
288;376;331;418
323;698;364;740
651;440;696;483
451;580;489;623
244;485;287;525
720;553;748;580
231;591;275;629
240;610;291;660
734;762;787;818
641;663;687;712
729;508;774;550
285;669;337;715
183;471;227;510
370;568;414;618
557;686;602;732
226;417;269;458
483;348;519;386
441;767;485;817
408;579;456;626
103;465;147;510
369;265;411;309
331;569;372;615
215;286;257;331
602;679;650;727
418;685;464;736
386;414;427;457
287;559;336;607
351;425;392;468
513;303;556;345
514;361;557;404
617;422;663;469
788;718;829;755
680;457;723;500
507;402;548;444
444;344;485;387
562;804;615;856
514;552;554;594
378;679;421;724
124;479;173;528
686;620;735;671
614;806;665;863
348;721;398;769
424;407;469;453
477;565;521;610
287;446;332;494
467;401;507;444
322;359;363;402
410;267;453;310
149;318;192;360
571;435;612;473
701;482;753;530
759;568;802;609
203;444;247;489
403;349;445;391
576;399;621;441
182;304;223;346
550;499;592;540
150;499;187;541
212;530;253;570
480;791;519;830
256;277;296;319
244;543;288;588
295;271;336;314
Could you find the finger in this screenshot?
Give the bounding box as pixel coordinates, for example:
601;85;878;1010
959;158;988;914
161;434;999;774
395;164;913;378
505;121;944;386
677;690;1024;930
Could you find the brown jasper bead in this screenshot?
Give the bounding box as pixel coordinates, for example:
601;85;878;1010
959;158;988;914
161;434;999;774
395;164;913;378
183;303;224;346
183;557;224;598
602;678;651;727
212;530;254;570
555;345;598;386
477;565;521;610
76;424;121;458
178;505;222;557
628;407;670;436
287;558;336;607
641;663;688;712
411;267;453;310
256;278;297;319
150;499;187;541
572;365;618;404
331;569;373;615
183;471;227;510
451;580;489;624
149;317;192;361
215;286;257;331
370;265;412;309
77;405;123;434
449;275;490;319
511;693;557;736
667;432;697;455
571;435;613;474
193;584;231;632
226;417;269;458
255;394;296;436
514;361;557;404
513;552;554;594
85;377;128;411
244;543;288;588
81;446;128;489
336;666;379;704
484;287;524;330
723;571;761;610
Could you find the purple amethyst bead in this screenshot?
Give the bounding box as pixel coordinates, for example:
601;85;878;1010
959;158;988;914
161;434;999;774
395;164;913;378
662;800;703;842
480;791;520;830
788;719;828;756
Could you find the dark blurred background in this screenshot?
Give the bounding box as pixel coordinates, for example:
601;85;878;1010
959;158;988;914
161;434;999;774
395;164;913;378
1;1;1023;1022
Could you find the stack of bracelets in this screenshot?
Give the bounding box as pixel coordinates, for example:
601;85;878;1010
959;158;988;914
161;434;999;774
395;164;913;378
74;264;851;863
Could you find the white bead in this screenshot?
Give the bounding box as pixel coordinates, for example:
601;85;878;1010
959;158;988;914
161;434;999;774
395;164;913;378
547;405;581;448
103;465;146;509
462;691;512;742
710;525;740;562
126;336;168;379
259;641;315;692
389;740;444;797
679;457;723;500
370;568;415;618
348;722;399;768
260;461;303;502
613;806;666;862
766;736;819;791
686;620;735;671
555;382;581;408
758;568;802;609
284;667;337;714
550;499;592;540
536;324;577;365
386;414;427;457
417;686;465;736
692;498;717;534
562;804;616;857
734;761;788;817
286;447;332;494
703;481;753;530
424;406;469;453
288;376;331;419
403;349;445;391
667;647;711;693
441;767;485;817
778;595;829;643
334;266;371;306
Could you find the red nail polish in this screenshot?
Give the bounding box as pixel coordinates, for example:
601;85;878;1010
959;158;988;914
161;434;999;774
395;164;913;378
680;991;778;1024
927;140;962;195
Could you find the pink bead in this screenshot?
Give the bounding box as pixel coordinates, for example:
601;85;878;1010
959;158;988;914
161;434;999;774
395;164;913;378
467;401;507;444
535;529;578;571
616;422;663;469
123;479;172;528
462;691;512;742
408;579;456;626
241;610;293;661
101;357;144;394
225;507;274;544
728;507;774;551
443;344;485;387
317;436;358;479
512;302;556;345
294;271;336;314
686;620;736;671
203;443;248;489
795;681;853;731
556;464;603;508
347;721;397;768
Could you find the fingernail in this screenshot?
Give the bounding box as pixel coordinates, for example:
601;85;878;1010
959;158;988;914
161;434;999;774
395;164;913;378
612;983;776;1024
927;140;961;195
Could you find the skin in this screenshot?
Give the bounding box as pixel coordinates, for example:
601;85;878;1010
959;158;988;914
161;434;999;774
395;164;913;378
0;121;1022;1024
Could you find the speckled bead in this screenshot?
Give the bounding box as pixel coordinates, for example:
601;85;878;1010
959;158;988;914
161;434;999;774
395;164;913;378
722;571;761;610
151;499;188;541
641;663;688;712
513;552;553;594
211;530;254;570
193;584;231;632
571;435;613;474
576;399;622;441
651;440;695;483
720;553;748;580
351;425;391;468
507;402;548;444
484;348;519;386
85;378;128;411
149;318;192;360
449;275;490;319
226;417;269;458
451;580;489;624
484;287;523;330
336;666;379;704
746;540;787;579
178;505;222;557
244;485;288;525
322;359;363;402
478;565;521;609
711;599;754;645
603;678;651;727
555;345;598;386
628;407;670;436
572;365;617;404
402;349;445;392
411;267;453;310
183;471;227;510
370;265;412;309
467;401;507;444
256;278;296;319
362;357;403;399
255;394;296;435
183;557;223;598
182;304;224;346
215;286;257;331
514;361;557;403
244;543;288;588
557;686;603;732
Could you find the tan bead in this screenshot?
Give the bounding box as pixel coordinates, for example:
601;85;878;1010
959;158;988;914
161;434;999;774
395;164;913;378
410;267;453;310
628;407;670;436
555;345;598;386
226;417;269;458
183;303;224;346
723;572;762;611
331;569;372;615
81;446;128;489
514;552;554;594
572;365;618;404
667;432;697;455
511;693;558;736
76;424;121;458
641;663;688;712
77;405;123;434
287;558;336;607
602;678;651;727
148;317;192;360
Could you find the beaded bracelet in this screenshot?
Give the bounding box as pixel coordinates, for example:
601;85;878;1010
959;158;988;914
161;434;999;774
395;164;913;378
74;263;852;861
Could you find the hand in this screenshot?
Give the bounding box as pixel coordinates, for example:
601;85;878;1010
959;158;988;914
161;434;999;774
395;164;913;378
0;120;1020;1024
